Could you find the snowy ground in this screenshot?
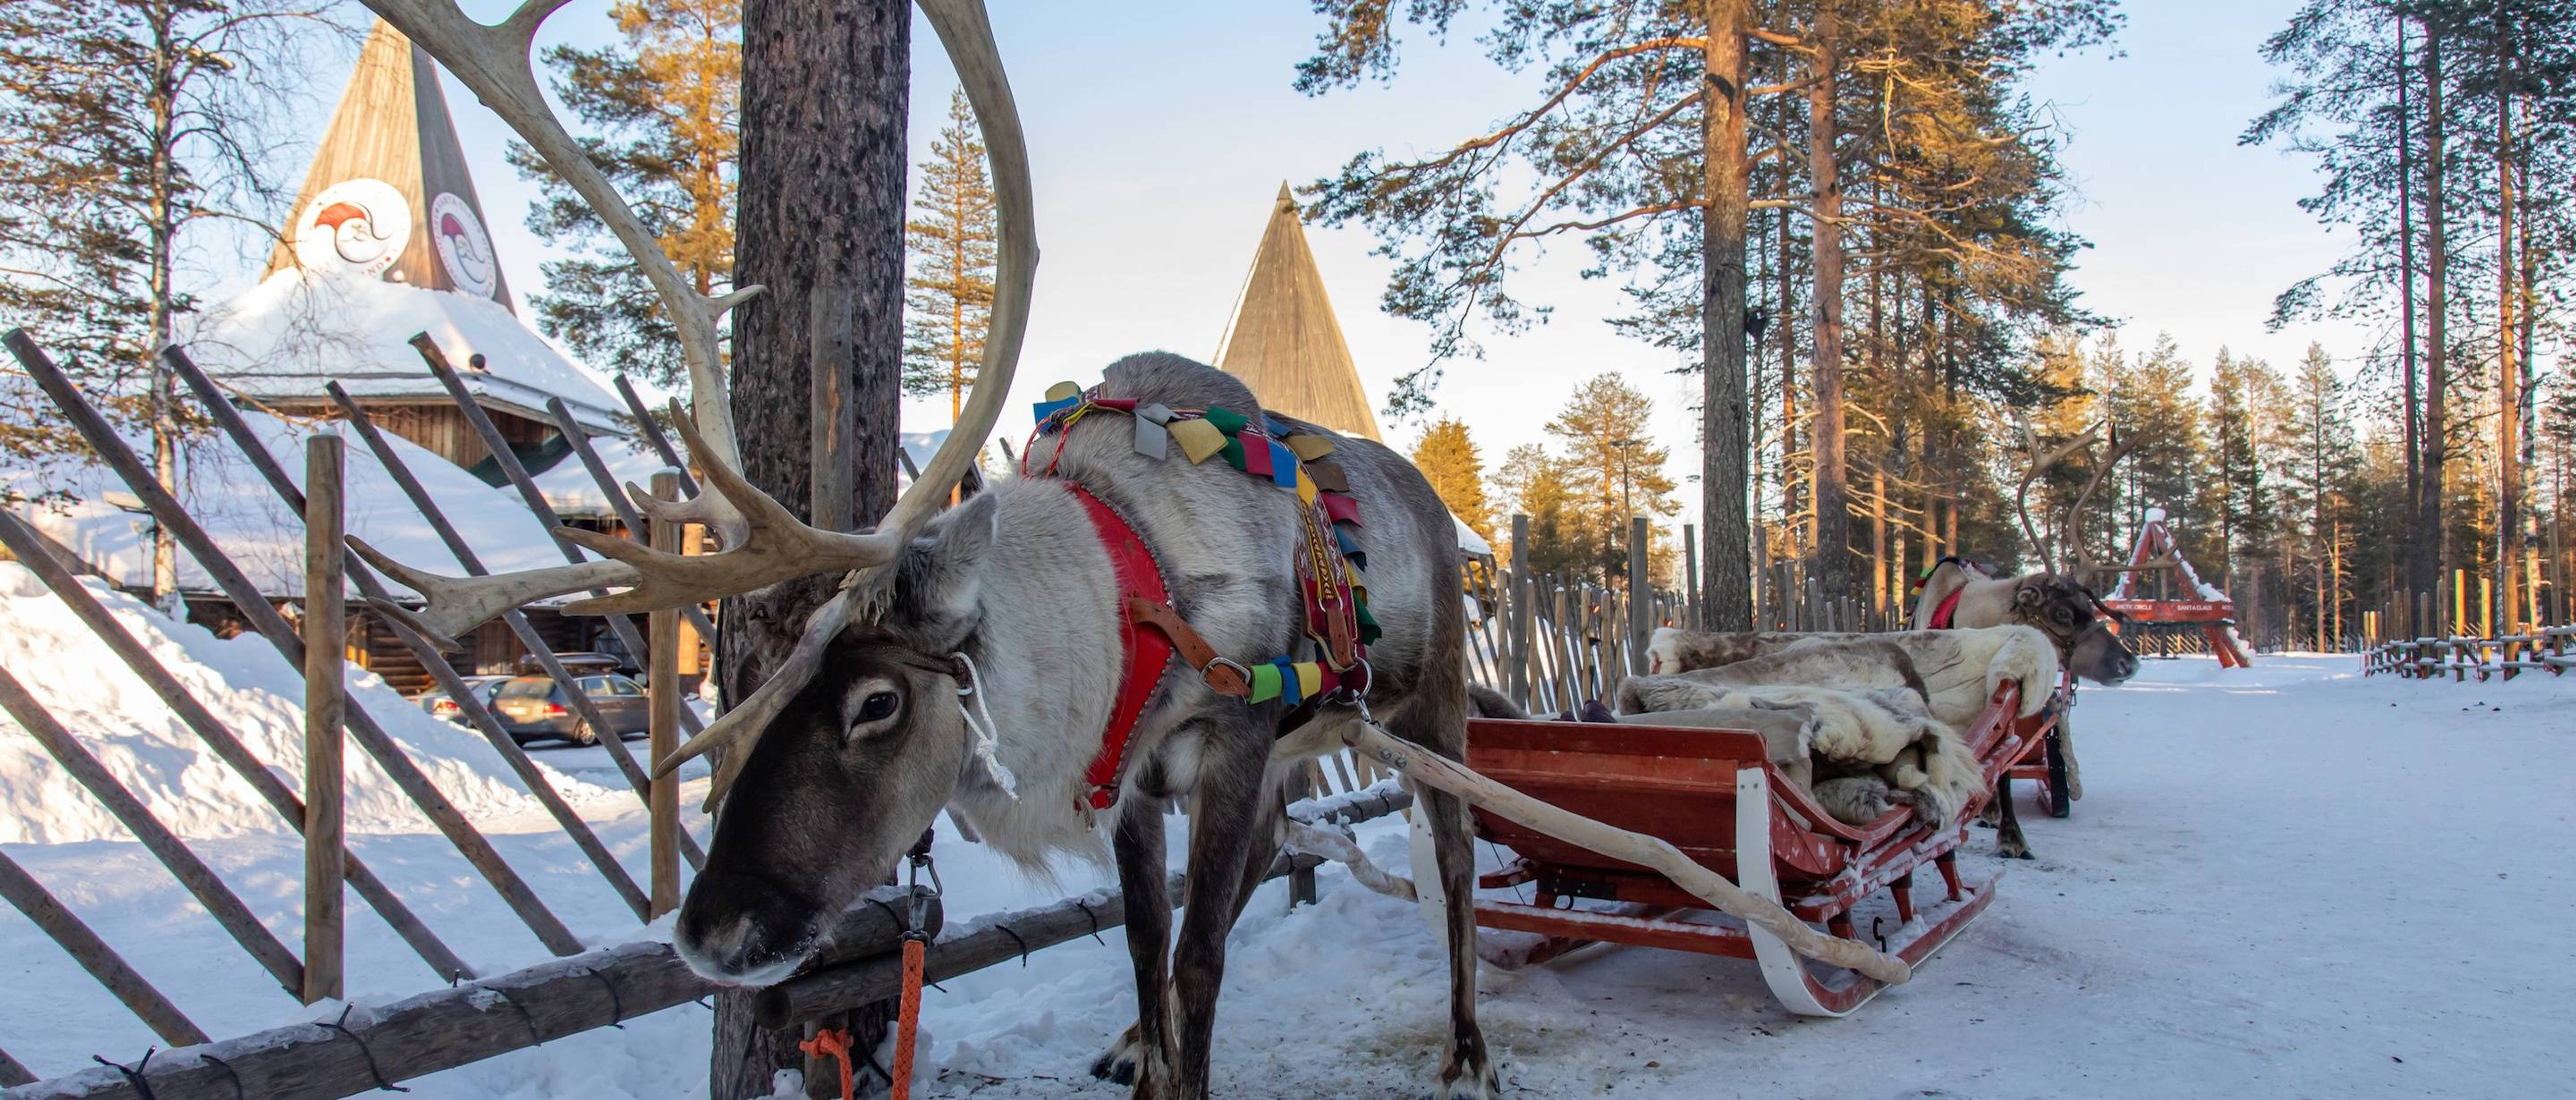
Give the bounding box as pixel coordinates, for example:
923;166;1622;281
6;643;2571;1098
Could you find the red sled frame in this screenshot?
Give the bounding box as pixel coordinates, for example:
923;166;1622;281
1441;680;2053;1017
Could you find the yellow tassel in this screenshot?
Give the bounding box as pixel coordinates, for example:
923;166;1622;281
1169;418;1228;463
1045;381;1082;402
1295;469;1318;505
1295;663;1323;700
1286;435;1337;461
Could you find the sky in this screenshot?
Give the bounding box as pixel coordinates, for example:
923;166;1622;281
207;0;2374;536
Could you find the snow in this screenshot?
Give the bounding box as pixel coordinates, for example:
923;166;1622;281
0;563;623;844
3;652;2570;1097
187;271;624;430
528;429;676;518
1;402;577;599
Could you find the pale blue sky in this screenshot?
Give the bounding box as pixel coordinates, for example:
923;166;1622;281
228;0;2371;531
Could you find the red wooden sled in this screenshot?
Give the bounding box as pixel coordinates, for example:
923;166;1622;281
2003;671;2077;818
1440;680;2053;1016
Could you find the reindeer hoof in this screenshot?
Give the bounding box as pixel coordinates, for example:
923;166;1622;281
1090;1024;1144;1086
1433;1040;1501;1099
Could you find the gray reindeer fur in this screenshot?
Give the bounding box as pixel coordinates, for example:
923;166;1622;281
691;354;1493;1100
1635;627;2059;727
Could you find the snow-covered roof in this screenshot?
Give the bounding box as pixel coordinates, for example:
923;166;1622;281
187;272;624;431
529;430;676;517
1453;514;1492;558
3;404;581;600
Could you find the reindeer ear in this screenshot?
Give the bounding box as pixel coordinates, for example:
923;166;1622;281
2014;582;2046;609
890;492;997;650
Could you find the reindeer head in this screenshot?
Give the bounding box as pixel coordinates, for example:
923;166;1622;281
2008;575;2137;685
351;0;1034;985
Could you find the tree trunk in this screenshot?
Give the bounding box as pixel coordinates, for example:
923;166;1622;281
148;11;178;614
1700;1;1753;630
717;0;909;1096
2397;13;2420;558
2414;18;2448;599
1807;2;1849;602
2495;0;2520;632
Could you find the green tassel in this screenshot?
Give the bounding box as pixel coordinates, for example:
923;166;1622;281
1201;406;1249;437
1354;597;1380;644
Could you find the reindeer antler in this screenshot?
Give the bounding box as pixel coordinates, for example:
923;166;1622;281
350;0;1037;806
2013;421;2100;575
2058;427;2134;582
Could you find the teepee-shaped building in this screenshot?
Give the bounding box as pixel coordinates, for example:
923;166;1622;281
196;19;624;477
1213;184;1385;442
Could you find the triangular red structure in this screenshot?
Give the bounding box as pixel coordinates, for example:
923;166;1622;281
2102;508;2253;667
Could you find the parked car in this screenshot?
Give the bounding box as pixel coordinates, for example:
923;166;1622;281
418;675;512;725
488;673;651;746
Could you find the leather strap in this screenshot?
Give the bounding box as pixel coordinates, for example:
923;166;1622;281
1930;585;1966;630
1066;485;1175;809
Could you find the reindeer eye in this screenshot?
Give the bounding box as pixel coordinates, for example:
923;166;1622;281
859;691;900;721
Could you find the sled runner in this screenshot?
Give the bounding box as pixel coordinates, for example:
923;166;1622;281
2003;670;2077;818
1444;679;2052;1016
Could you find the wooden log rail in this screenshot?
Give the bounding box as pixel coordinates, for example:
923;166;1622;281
1;890;932;1100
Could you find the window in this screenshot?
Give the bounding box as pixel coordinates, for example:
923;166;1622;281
495;678;552;700
607;677;644;697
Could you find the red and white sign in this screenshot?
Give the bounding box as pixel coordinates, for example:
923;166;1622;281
429;192;499;299
292;179;411;279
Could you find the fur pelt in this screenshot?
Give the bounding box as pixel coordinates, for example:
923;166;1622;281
1629;627;2058;727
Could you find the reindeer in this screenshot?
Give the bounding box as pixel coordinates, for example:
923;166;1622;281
347;3;1495;1098
1911;420;2139;855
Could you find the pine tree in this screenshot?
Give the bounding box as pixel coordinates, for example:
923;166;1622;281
901;87;996;418
519;0;741;387
0;0;333;604
2284;342;2361;646
1544;374;1680;586
1411;417;1496;548
2099;334;2208;562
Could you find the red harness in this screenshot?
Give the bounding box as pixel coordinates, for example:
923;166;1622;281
1929;585;1966;630
1066;485;1176;810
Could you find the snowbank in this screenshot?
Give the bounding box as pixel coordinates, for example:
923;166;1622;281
0;562;622;844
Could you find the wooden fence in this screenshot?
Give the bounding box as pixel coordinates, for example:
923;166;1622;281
2362;625;2575;681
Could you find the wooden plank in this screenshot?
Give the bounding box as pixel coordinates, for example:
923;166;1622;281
0;849;208;1049
15;336;582;959
1628;516;1650;674
0;510;469;981
809;283;857;530
0;1044;32;1088
647;472;684;919
0;663;304;995
328;383;705;871
304;434;348;1004
1509;514;1531;706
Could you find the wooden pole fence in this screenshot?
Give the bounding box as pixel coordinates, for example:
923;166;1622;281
647;472;685;919
159;350;652;925
0;511;468;980
9;333;584;959
322;382;704;871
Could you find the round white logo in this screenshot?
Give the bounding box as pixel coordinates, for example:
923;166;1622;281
293;178;411;279
429;192;500;299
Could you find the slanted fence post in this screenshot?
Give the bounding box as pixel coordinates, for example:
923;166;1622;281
1627;517;1650;673
1509;514;1532;708
1682;524;1701;631
303;433;346;1004
648;471;685;920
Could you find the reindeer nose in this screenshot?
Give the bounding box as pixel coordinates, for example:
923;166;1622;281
675;871;821;986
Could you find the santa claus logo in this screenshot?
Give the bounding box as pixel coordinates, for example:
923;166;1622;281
293;179;411;279
429;192;500;299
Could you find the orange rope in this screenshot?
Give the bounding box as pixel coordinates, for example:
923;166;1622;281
796;1026;855;1100
891;936;927;1100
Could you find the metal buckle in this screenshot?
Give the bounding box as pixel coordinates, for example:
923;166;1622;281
1331;658;1372;704
1202;655;1249;685
904;849;940;940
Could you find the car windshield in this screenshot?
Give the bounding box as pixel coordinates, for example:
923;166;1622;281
495;679;554;700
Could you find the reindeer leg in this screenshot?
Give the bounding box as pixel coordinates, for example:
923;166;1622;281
1381;691;1498;1100
1093;796;1175;1092
1993;774;2034;860
1167;723;1274;1099
2057;712;2083;804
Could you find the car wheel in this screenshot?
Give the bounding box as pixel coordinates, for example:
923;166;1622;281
569;721;598;747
